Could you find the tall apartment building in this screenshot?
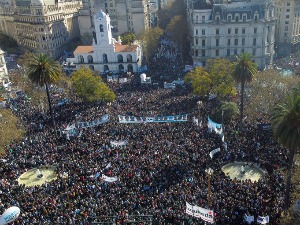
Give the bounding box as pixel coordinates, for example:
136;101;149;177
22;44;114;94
94;0;150;36
0;0;82;58
275;0;300;57
186;0;276;69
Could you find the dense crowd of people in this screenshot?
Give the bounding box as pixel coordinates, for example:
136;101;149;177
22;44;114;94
0;78;288;225
0;37;289;225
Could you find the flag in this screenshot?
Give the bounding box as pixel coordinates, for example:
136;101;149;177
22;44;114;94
257;216;269;224
243;214;254;224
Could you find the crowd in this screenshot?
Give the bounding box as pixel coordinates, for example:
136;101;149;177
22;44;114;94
0;79;288;225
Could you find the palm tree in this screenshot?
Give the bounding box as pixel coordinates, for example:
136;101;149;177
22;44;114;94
26;54;61;132
232;53;258;128
270;94;300;210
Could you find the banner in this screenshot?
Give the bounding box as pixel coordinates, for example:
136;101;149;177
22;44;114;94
77;114;109;129
164;82;175;89
244;214;254;224
257;123;272;131
209;148;220;158
186;202;214;223
102;175;118;182
118;114;188;123
257;216;269;224
110;140;128;147
119;78;128;84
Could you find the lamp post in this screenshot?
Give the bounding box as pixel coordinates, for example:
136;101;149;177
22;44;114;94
63;172;71;210
197;100;203;122
205;168;214;208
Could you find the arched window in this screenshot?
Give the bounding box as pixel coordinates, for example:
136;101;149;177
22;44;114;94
254;11;259;22
100;24;104;32
117;54;123;63
196;15;198;22
104;65;109;72
227;14;232;22
126;54;132;62
202;15;205;23
87;55;93;63
127;64;133;72
119;64;124;72
78;55;84;63
215;13;220;22
103;54;108;63
89;65;94;70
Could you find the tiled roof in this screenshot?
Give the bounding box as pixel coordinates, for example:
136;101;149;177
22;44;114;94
115;43;138;52
74;46;94;54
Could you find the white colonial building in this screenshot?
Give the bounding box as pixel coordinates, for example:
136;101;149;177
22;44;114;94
0;49;8;83
73;10;142;73
186;0;276;70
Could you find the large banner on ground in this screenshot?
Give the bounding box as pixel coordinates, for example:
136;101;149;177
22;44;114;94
76;114;109;129
118;114;188;123
186;202;214;223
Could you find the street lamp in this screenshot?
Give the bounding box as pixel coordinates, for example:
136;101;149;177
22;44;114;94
63;172;71;210
197;100;203;121
205;168;214;209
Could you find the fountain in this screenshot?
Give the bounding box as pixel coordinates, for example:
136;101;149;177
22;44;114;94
36;168;44;179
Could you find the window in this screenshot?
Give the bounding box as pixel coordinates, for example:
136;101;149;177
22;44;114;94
254;28;257;34
202;29;205;35
235;16;239;22
286;15;290;18
228;28;231;34
234;38;238;45
202;50;205;57
254;15;258;22
216;28;220;35
202;39;205;46
100;24;104;32
195;50;198;57
227;49;230;56
243;15;246;22
235;28;238;34
228;39;231;46
285;26;289;31
216;39;219;47
242;38;245;46
252;48;256;56
228;15;232;22
241;48;245;53
286;9;290;12
216;49;219;56
202;15;205;23
287;3;290;6
196;29;198;35
234;49;237;55
242;28;245;34
253;38;256;45
195;38;198;45
285;21;289;24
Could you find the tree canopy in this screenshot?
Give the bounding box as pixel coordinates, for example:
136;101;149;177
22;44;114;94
0;109;25;155
120;32;136;45
184;59;236;100
71;67;116;103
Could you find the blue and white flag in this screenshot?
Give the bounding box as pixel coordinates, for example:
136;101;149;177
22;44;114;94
207;117;223;135
257;216;269;224
243;214;254;224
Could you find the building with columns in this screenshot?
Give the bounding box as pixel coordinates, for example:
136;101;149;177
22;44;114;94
0;0;82;58
275;0;300;57
73;10;142;73
186;0;276;69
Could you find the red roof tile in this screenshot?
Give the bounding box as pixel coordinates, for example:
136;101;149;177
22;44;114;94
74;46;94;54
115;43;138;52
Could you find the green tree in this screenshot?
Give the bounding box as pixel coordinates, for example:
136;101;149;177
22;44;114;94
71;67;116;102
232;53;258;128
185;59;236;101
17;51;35;68
26;54;61;130
120;32;136;45
0;109;25;155
138;27;164;62
270;94;300;210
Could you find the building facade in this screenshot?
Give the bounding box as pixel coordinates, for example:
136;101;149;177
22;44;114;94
275;0;300;57
94;0;150;36
0;49;8;83
73;10;142;73
0;0;82;58
186;0;276;69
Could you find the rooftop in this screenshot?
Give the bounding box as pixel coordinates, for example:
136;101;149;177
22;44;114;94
74;46;94;54
114;43;138;52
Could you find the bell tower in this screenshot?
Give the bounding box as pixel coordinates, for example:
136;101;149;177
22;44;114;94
93;10;112;46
